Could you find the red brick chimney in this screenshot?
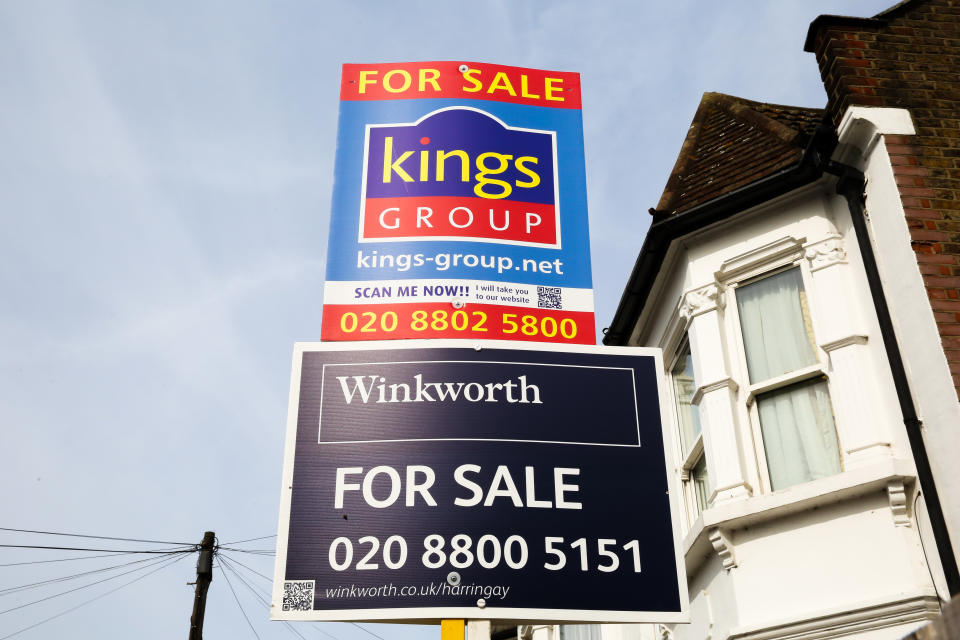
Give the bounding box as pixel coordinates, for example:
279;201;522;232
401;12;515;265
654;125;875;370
806;0;960;396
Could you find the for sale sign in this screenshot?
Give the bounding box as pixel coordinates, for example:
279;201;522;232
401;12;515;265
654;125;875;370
321;62;594;344
272;341;688;623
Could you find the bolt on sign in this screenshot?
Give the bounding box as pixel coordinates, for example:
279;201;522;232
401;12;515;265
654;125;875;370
321;62;595;344
271;341;688;623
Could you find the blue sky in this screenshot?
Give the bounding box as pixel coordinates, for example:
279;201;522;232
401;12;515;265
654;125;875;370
0;1;894;638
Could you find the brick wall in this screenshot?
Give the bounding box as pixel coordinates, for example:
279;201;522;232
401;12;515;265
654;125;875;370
808;0;960;394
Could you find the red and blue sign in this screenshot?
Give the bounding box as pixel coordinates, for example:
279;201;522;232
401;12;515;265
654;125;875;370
362;107;558;247
321;62;595;344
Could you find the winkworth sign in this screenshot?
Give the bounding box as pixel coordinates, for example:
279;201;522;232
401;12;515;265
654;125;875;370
321;62;594;344
272;341;688;623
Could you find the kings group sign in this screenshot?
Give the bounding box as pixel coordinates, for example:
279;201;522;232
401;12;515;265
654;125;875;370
271;341;688;623
363;108;558;246
321;62;594;344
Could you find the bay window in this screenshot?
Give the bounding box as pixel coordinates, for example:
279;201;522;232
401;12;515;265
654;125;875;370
734;267;841;491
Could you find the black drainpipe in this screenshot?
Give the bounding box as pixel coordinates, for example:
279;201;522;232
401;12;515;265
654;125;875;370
827;160;960;597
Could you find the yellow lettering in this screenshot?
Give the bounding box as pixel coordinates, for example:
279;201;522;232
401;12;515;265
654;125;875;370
520;75;540;99
419;150;429;181
544;77;564;102
358;70;378;94
461;69;483;93
474;152;513;199
419;68;441;92
514;157;541;188
437;149;470;182
383;69;412;93
487;72;517;96
382;137;414;183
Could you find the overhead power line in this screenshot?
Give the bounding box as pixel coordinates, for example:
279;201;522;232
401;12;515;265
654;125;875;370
0;544;192;554
220;535;277;545
217;553;272;583
219;553;372;640
0;552;186;640
218;563;262;640
350;622;389;640
217;556;313;640
0;551;190;616
0;527;192;546
0;552;184;596
0;551;151;567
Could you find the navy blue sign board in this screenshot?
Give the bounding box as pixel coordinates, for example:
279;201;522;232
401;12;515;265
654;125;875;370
271;341;688;624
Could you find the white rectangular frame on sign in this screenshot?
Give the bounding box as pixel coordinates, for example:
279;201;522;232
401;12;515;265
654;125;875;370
271;339;689;624
316;360;641;447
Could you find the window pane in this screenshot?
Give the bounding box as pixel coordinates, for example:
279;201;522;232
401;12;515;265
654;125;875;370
671;342;701;455
691;455;709;513
560;626;602;640
757;378;841;490
736;268;818;383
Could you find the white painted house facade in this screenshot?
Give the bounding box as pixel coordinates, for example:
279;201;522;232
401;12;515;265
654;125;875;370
523;3;960;636
631;115;943;640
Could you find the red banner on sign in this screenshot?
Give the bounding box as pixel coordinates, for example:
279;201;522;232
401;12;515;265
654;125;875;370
362;196;558;246
321;302;594;344
341;61;582;109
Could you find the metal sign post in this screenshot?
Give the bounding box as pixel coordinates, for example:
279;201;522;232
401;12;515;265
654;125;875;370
442;619;466;640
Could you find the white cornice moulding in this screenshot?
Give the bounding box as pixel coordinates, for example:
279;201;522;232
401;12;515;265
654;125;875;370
681;458;917;576
716;236;806;283
726;591;938;640
835;106;916;165
691;377;739;406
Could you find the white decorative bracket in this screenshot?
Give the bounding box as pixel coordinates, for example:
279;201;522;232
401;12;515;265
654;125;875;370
820;335;869;353
679;283;725;320
805;236;848;272
708;527;737;570
887;480;911;527
656;624;674;640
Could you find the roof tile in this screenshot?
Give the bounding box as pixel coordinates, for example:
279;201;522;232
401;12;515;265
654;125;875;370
655;93;825;215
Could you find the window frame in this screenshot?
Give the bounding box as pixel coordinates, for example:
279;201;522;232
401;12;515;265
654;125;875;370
682;436;709;516
668;335;709;528
724;255;842;494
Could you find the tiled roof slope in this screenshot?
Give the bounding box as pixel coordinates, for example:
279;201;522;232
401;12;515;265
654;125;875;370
655;93;825;215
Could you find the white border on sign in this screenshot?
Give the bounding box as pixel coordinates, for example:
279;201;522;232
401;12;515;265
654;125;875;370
317;359;640;447
358;107;562;249
271;340;690;624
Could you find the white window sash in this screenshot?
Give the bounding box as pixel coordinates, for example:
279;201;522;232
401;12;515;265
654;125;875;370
730;266;842;492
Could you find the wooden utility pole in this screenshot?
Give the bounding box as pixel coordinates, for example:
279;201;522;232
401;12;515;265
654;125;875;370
188;531;215;640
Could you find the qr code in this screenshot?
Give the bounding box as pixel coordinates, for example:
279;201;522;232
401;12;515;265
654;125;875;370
537;286;562;310
282;580;315;611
